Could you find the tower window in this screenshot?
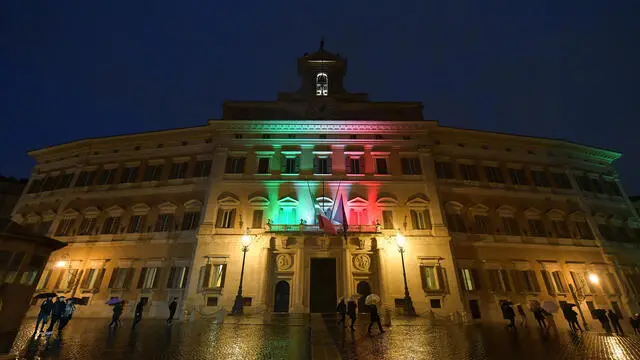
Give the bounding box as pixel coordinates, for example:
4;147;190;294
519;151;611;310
315;73;328;96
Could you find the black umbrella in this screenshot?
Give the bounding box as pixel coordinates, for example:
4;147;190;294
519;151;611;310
33;293;57;299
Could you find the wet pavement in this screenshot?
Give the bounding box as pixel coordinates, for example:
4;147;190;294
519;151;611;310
8;315;640;359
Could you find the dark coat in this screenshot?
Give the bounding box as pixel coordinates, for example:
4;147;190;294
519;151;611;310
347;301;357;317
502;305;515;320
608;311;620;324
51;300;66;317
113;303;123;315
369;304;380;321
336;301;346;314
135;302;144;315
169;301;177;313
39;299;54;315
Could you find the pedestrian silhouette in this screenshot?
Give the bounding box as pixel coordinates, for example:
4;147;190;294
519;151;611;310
347;298;357;331
367;304;384;335
608;310;624;336
336;298;347;327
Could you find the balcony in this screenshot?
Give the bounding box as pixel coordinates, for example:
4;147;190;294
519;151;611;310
266;224;380;233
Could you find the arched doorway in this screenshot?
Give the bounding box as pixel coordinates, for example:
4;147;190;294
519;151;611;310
273;280;290;313
356;281;372;313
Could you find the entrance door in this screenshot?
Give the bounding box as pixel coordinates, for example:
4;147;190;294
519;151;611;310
273;280;290;313
310;258;337;313
469;299;481;319
356;281;372;313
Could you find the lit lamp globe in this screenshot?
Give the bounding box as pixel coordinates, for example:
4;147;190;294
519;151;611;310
588;273;599;285
395;232;406;250
55;260;67;268
241;234;252;248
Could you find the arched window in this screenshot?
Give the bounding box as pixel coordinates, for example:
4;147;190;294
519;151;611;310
315;73;328;96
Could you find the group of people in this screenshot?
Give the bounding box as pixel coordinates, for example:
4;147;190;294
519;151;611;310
34;295;76;336
336;297;385;335
108;297;179;328
593;309;625;335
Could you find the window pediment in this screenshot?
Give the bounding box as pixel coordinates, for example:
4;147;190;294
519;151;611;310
218;193;240;206
12;213;24;223
157;202;178;213
248;196;270;208
444;201;463;214
524;207;541;218
497;205;515;217
105;205;124;217
376;197;398;208
26;212;41;223
132;203;151;214
469;204;489;216
42;209;56;221
546;209;565;220
83;206;102;217
348;197;369;209
184;199;203;210
62;208;79;218
570;211;589;222
278;196;299;207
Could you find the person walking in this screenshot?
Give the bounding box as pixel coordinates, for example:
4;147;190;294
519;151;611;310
501;303;516;331
516;304;527;328
132;301;145;329
45;296;67;336
336;298;347;327
533;307;547;330
167;298;178;324
595;309;612;334
567;308;582;332
34;296;54;334
367;304;385;335
630;313;640;335
109;302;123;328
347;298;357;331
608;310;624;336
58;299;76;335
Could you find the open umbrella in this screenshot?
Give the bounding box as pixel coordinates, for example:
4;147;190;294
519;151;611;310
33;292;57;299
106;297;124;305
541;300;560;313
365;294;381;306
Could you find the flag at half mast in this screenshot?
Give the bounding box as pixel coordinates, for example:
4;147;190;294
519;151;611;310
306;178;336;235
332;194;348;243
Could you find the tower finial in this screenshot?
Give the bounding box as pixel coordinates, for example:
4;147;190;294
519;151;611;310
320;36;324;51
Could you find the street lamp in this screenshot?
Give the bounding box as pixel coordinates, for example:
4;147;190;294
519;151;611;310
231;229;253;315
568;272;600;331
395;231;417;316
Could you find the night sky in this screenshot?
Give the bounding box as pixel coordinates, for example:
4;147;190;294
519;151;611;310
1;2;638;192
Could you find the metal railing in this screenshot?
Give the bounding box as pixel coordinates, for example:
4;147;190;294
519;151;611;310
267;224;380;233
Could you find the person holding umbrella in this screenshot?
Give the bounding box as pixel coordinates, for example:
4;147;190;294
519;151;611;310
58;298;76;335
107;298;124;328
33;294;55;334
365;294;384;335
45;296;67;336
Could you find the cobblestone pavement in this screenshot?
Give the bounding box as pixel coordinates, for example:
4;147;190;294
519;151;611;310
9;315;640;360
10;317;310;360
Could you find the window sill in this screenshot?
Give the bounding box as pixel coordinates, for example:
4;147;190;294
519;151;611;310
346;173;365;177
281;173;300;176
313;173;332;176
374;174;392;177
488;182;506;187
254;173;272;176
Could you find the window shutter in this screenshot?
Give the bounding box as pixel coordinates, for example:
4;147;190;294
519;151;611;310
108;268;119;288
123;268;134;289
327;157;332;174
419;266;428;290
541;270;555;295
215;209;223;228
471;269;482;290
414;159;422;174
437;267;448;293
313;157;319;174
280;156;287;173
359;158;365;174
201;264;211;289
530;270;541;292
510;270;522;293
423;210;432;229
225;158;232;173
94;269;106;290
220;264;227;287
80;270;91;289
137;268;147;289
40;271;52;289
294;157;301;173
72;270;83;290
54;270;64;289
229;209;236;228
410;210;419;229
570;272;583;297
152;268;160;289
181;267;189;288
345;157;352;174
167;267;176;288
400;158;409;174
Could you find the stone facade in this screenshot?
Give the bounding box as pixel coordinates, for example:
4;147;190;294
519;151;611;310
12;44;640;326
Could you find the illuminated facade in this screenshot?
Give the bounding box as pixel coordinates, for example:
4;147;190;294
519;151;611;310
14;44;640;325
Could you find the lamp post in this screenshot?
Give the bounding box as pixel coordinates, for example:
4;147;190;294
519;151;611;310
568;272;600;331
231;229;253;315
395;231;417;316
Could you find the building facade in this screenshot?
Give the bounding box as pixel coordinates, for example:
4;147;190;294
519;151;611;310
13;44;640;325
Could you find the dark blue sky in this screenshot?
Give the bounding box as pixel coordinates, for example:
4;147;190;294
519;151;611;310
1;1;638;192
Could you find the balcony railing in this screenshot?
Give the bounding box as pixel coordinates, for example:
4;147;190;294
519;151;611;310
267;224;380;233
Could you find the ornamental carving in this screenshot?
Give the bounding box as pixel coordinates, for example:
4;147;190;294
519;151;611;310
276;254;293;271
353;254;371;272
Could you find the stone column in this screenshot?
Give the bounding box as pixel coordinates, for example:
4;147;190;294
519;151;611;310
292;247;305;313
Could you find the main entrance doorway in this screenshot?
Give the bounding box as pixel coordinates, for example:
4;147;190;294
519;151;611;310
310;258;337;313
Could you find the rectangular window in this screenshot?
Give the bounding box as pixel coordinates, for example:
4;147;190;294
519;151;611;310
58;173;74;188
420;266;446;292
521;270;540;292
459;164;479;181
127;215;145;233
375;158;389;175
382;210;394;230
345;157;364;175
120;167;139;183
256;158;270;174
552;220;570;238
194;160;212;178
251;210;264;229
527;219;546;237
576;175;593;192
167;266;189;289
604;180;623;196
410;210;432;230
606;273;621;294
501;217;520;235
99;168;117;185
570;272;587;296
4;252;25;284
55;218;75;236
282;157;299;174
508;168;528;186
314;157;332;175
78;217;97;235
143;164;164;181
461;268;479;291
552;173;573;189
446;214;466;233
552;271;566;293
27;178;43;193
155;214;174;232
38;221;52;235
225;157;246;174
531;170;551;187
485;166;504;183
169;162;188;179
216;209;236;228
75;171;96;187
202;264;227;289
108;268;133;289
474;215;490;234
435;162;454;179
575;222;594;239
36;269;51;290
137;267;159;289
182;211;201;230
487;269;511;292
591;178;604;193
101;216;121;234
80;269;97;289
19;254;46;286
401;158;422;175
42;176;60;191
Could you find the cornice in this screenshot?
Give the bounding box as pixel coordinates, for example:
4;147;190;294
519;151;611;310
206;120;436;133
